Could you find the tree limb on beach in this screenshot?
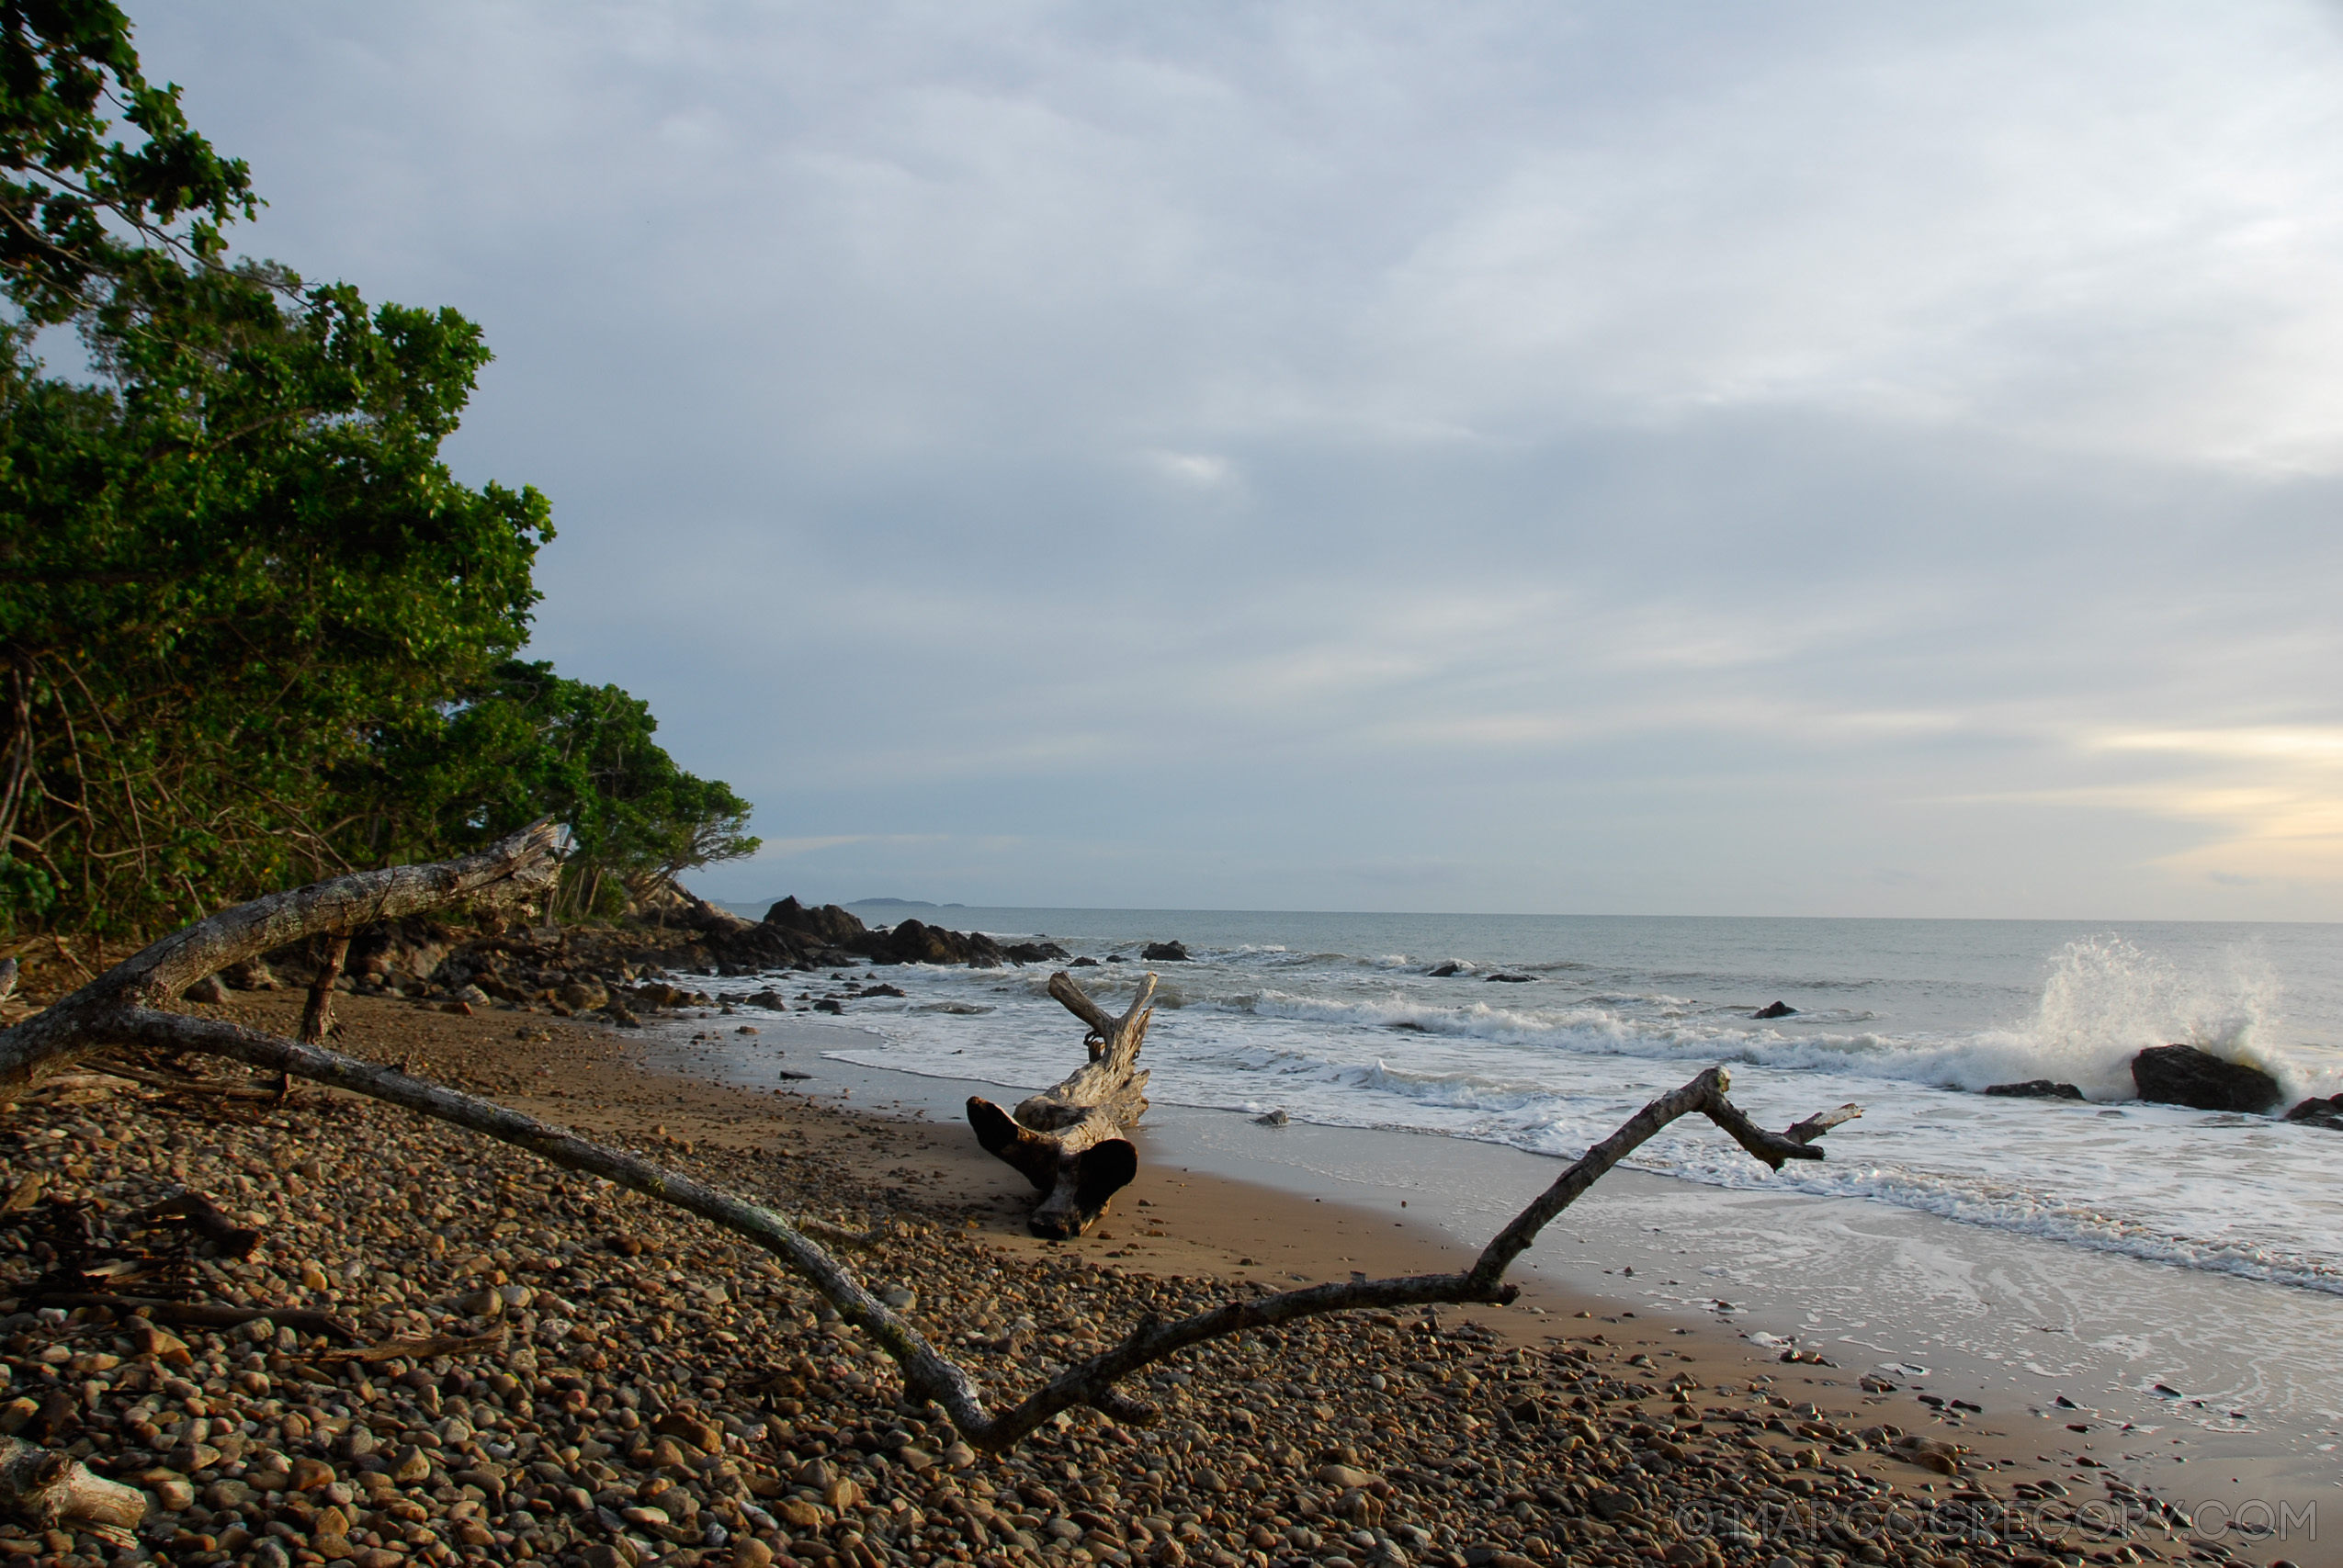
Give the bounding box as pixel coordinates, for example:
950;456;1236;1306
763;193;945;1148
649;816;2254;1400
967;970;1155;1236
0;829;1862;1455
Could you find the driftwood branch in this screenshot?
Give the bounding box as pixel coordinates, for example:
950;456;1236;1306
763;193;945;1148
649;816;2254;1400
0;818;560;1102
0;1435;145;1544
967;970;1155;1237
0;835;1862;1456
18;1294;358;1342
73;1057;281;1100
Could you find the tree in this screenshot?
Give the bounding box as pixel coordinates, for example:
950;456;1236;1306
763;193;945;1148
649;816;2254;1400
0;260;554;935
0;5;755;937
0;0;256;320
378;659;760;919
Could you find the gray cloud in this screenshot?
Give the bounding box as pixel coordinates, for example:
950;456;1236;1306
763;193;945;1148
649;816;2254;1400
135;0;2343;916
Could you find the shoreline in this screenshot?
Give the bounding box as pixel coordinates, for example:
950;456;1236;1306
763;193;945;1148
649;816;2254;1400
642;1017;2343;1514
0;988;2314;1568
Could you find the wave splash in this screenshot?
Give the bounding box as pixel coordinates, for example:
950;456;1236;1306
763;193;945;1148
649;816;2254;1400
745;913;2343;1297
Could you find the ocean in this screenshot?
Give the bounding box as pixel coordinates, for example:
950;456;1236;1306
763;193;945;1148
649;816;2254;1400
719;908;2343;1296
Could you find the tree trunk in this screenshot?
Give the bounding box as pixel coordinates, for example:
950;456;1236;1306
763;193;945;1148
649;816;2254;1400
968;970;1154;1237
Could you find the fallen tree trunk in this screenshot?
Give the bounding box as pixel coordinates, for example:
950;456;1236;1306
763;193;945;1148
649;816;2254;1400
0;1436;146;1545
968;970;1154;1237
0;827;1862;1455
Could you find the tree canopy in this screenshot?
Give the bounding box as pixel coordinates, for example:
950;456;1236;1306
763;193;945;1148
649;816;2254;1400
0;4;756;938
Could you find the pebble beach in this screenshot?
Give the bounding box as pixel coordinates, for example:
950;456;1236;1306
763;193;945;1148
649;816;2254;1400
0;989;2287;1568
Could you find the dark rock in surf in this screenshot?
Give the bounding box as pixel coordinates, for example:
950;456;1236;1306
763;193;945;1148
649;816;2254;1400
1428;962;1466;977
855;982;907;998
2130;1043;2281;1114
763;896;869;948
1070;956;1101;967
1984;1079;2085;1100
1003;941;1071;964
1254;1109;1290;1126
1141;941;1189;962
1752;1000;1797;1019
812;998;843;1015
2283;1094;2343;1131
866;918;1008;968
1484;973;1534;984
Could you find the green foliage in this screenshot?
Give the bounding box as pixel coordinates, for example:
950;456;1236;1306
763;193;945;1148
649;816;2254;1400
0;263;554;935
0;7;756;936
383;660;759;920
0;0;257;321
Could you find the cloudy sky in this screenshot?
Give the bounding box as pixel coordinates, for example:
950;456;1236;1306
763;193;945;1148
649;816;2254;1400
143;2;2343;918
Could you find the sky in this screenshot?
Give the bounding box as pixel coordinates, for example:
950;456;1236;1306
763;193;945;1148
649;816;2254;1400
138;1;2343;919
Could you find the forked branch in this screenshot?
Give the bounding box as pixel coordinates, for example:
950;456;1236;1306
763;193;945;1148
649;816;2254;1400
0;837;1862;1457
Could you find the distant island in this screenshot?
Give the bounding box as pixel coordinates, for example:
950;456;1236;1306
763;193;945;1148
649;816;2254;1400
843;897;967;908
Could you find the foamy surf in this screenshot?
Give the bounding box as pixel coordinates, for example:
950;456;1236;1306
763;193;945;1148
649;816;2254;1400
691;908;2343;1295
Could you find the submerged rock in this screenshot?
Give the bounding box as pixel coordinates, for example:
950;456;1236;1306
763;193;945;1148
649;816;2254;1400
1752;1000;1797;1019
1483;973;1534;984
1427;962;1466;977
2283;1093;2343;1131
2130;1043;2281;1114
1984;1079;2085;1100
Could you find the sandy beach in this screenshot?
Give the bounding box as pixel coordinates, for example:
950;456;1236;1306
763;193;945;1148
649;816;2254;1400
0;987;2310;1568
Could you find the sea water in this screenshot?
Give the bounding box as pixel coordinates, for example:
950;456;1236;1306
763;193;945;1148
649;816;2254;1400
717;909;2343;1295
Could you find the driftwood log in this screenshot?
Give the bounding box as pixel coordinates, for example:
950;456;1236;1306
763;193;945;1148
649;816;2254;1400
0;1436;146;1544
0;825;1863;1461
967;970;1154;1237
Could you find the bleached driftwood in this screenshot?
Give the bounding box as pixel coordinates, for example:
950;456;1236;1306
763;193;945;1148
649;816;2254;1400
0;829;1862;1452
967;970;1154;1237
0;1435;146;1544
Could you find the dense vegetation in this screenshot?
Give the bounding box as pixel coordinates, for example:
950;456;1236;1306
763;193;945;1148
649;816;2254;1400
0;2;754;937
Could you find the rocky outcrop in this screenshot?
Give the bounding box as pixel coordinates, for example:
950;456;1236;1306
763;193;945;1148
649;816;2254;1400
1141;941;1189;962
1427;963;1466;977
1003;941;1070;964
2283;1094;2343;1131
763;897;869;948
1984;1079;2084;1100
864;918;1006;968
1753;1001;1796;1019
2130;1044;2281;1114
